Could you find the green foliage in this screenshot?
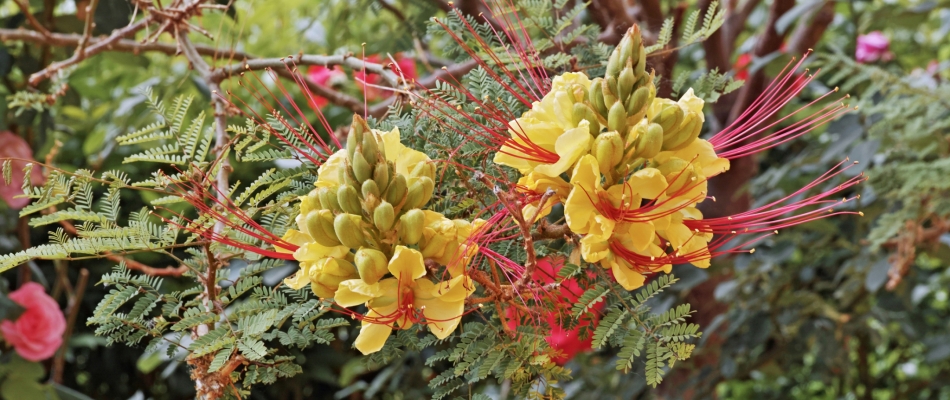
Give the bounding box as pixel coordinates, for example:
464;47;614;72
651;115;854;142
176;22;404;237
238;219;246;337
645;1;724;54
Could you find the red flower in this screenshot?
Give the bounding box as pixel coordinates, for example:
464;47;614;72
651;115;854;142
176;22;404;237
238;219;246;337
354;54;417;101
0;283;66;361
734;54;752;81
305;65;346;109
507;257;602;365
0;131;46;209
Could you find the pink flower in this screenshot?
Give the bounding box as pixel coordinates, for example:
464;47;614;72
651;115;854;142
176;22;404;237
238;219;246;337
0;283;66;361
0;131;45;209
354;54;417;101
305;65;346;109
856;31;893;63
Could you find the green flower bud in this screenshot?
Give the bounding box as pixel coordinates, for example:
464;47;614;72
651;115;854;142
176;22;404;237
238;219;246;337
405;177;434;209
337;184;363;215
373;162;391;191
339;165;358;187
384;174;408;207
361;180;380;200
373;201;396;231
593;131;624;177
361;131;380;164
354;247;389;285
657;158;696;195
653;105;684;134
605;76;619;105
607;101;627;133
317;187;340;212
333;213;366;249
409;161;435;181
618;67;636;103
346;129;360;163
606;48;622;80
307;210;342;247
572;103;589;127
634;123;664;160
567;83;588;104
399;209;425;245
421;233;450;259
352;152;373;183
625;86;653;119
302;191;322;213
662;115;703;151
589;78;609;118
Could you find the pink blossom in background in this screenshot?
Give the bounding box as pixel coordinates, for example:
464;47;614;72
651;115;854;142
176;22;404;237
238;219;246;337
0;283;66;361
354;54;417;101
0;131;45;209
856;31;893;63
305;65;346;109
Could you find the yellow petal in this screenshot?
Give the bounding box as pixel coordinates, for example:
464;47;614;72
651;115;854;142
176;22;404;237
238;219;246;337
335;279;382;307
283;267;312;290
624;168;668;200
611;260;646;291
354;320;393;355
616;222;655;252
678;88;705;121
533;123;592;177
280;229;312;253
565;155;601;234
315;150;347;188
580;235;610;263
293;241;350;262
388;245;426;280
428;275;475;303
414;279;466;339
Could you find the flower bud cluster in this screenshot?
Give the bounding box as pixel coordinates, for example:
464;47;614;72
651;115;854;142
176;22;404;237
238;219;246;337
493;25;731;291
281;115;480;354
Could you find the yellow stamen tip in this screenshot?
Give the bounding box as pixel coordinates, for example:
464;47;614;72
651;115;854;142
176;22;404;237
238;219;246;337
858;212;865;217
750;249;756;254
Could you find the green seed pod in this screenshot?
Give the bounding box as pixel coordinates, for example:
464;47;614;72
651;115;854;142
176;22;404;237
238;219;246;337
585;106;602;136
635;123;664;159
354;247;389;285
399;209;425;245
317;187;340;212
361;132;379;164
352;152;373;183
333;213;366;249
337;184;363;215
589;78;609;118
607;101;627;133
618;67;636;103
340;165;358;187
384;174;409;207
307;210;343;247
373;201;396;231
593;131;624;176
373;162;391;191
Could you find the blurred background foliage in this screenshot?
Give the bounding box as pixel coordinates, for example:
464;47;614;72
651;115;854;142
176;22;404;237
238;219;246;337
0;0;948;398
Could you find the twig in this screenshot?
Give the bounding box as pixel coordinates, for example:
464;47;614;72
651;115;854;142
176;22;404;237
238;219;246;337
13;0;52;37
76;0;101;59
52;268;89;384
210;54;403;87
0;29;250;60
28;19;151;85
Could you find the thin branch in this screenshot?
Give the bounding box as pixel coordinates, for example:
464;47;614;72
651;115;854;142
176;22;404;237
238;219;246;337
0;28;250;60
56;219;189;277
28;19;151;85
76;0;101;59
13;0;52;37
52;268;89;384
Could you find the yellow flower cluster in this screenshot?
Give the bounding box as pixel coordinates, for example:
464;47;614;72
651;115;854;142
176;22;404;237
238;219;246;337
495;27;731;290
279;116;481;354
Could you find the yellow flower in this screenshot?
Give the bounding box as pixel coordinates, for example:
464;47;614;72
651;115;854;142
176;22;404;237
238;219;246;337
654;138;730;180
494;73;594;177
334;246;475;354
280;229;357;298
516;172;572;222
656;207;712;269
564;155;667;236
315;126;433;189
